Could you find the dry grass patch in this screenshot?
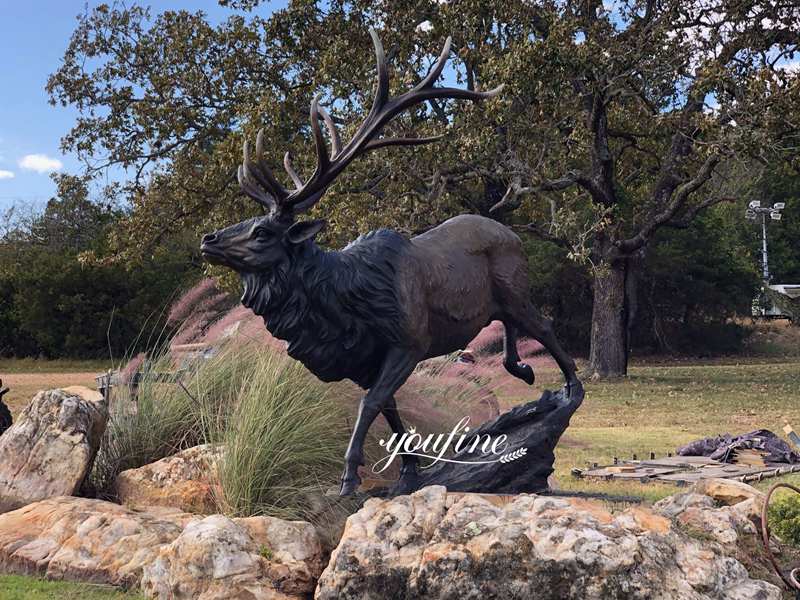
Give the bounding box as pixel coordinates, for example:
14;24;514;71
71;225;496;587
0;359;107;416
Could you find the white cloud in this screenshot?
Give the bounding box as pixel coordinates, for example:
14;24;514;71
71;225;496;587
18;153;63;174
0;170;14;180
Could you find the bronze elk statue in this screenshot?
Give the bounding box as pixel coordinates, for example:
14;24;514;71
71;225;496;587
201;30;581;495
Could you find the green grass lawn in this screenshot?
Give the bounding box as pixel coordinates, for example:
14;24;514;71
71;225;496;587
0;358;111;374
0;575;143;600
506;358;800;502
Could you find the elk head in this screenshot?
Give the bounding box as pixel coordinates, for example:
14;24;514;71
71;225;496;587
201;29;502;274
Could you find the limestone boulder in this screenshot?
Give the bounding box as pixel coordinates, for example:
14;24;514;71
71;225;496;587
315;485;781;600
654;491;763;546
0;496;325;598
115;444;223;513
0;387;108;512
0;496;192;587
141;513;325;600
691;478;765;507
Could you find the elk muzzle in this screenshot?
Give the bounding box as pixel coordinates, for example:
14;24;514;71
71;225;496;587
200;231;230;266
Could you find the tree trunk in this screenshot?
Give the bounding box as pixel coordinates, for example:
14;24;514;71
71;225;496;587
589;259;628;378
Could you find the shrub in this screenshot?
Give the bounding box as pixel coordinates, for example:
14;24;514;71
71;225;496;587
769;492;800;548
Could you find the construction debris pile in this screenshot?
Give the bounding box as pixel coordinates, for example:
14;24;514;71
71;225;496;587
574;428;800;487
677;429;800;467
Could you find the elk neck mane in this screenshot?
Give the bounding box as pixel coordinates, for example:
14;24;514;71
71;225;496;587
239;228;410;388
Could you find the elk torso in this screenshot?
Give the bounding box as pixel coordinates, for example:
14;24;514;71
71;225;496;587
240;214;526;388
404;214;525;357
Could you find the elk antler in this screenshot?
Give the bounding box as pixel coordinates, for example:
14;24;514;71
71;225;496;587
238;29;504;217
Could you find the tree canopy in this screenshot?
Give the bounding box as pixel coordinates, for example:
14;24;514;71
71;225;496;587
30;0;800;367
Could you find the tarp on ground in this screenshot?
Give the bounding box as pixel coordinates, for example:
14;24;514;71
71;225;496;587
677;429;800;464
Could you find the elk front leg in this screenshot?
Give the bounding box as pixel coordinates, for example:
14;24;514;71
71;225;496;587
381;395;420;493
340;348;418;496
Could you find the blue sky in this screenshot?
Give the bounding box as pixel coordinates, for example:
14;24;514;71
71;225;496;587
0;1;278;211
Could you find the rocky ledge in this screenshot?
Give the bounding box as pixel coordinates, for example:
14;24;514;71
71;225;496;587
315;485;781;600
0;496;325;599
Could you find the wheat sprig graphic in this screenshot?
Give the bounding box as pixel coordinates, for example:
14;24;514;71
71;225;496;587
499;447;528;463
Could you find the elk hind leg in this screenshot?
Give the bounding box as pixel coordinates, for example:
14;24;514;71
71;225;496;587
502;322;535;385
493;256;579;388
515;303;579;388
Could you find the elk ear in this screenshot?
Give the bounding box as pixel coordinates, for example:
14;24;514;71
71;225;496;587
285;219;326;244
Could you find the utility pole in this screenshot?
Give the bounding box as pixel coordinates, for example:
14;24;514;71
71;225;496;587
746;201;785;283
761;211;769;281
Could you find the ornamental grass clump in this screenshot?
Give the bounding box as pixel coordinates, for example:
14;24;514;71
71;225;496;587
202;343;350;520
91;339;350;524
90;348;202;495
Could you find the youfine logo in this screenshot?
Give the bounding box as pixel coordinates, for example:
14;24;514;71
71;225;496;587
372;417;528;474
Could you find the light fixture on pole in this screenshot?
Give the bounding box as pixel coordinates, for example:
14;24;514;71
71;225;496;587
745;201;786;282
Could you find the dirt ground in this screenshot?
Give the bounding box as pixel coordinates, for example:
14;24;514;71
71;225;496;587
1;372;100;416
0;359;108;417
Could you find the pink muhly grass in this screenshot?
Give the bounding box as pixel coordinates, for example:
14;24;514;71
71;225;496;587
517;338;545;358
119;352;146;384
168;279;234;347
466;321;544;358
467;320;505;355
200;305;285;350
167;278;219;327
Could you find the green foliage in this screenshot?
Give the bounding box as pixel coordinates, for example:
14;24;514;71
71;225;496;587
0;575;143;600
213;346;349;519
92;341;350;523
43;0;800;371
747;164;800;284
518;203;760;356
0;176;199;359
768;492;800;548
633;204;761;355
91;355;202;494
521;236;592;352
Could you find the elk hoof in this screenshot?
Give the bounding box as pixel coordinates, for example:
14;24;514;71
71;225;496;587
504;360;535;385
339;474;361;496
518;362;535;385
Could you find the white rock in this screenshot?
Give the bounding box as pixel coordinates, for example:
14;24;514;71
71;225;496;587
0;387;108;512
142;513;325;599
0;496;191;587
315;486;781;600
0;495;325;598
115;444;223;513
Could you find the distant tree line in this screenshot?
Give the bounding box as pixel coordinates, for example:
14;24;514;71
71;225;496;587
3;0;798;364
1;166;796;360
0;175;199;359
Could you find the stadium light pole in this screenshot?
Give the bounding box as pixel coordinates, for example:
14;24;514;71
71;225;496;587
745;201;786;282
